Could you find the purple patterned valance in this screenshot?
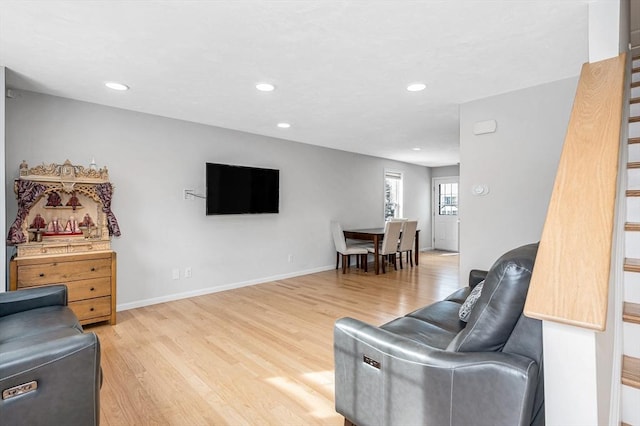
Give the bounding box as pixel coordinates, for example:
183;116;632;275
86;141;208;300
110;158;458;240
95;183;121;237
7;180;47;244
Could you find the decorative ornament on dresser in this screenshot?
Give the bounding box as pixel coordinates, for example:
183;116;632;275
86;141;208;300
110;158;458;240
7;159;121;326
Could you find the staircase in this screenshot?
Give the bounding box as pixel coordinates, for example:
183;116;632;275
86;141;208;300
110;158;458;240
623;53;640;426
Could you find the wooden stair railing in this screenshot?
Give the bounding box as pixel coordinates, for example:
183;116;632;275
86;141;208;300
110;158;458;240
523;53;627;330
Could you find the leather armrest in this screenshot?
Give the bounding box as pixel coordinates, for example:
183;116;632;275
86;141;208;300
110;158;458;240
0;332;101;425
335;317;534;369
0;285;67;318
334;317;539;426
469;269;488;288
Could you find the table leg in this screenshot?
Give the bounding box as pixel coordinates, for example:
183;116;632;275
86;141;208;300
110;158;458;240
374;234;380;275
414;231;419;265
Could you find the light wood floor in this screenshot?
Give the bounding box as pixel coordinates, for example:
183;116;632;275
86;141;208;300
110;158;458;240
89;251;460;425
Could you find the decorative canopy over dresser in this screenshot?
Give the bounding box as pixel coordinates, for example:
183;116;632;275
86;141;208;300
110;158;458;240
7;160;121;325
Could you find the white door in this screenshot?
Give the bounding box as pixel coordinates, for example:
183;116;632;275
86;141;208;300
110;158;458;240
432;177;459;251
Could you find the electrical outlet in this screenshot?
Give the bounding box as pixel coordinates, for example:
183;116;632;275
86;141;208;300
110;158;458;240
184;189;193;200
288;254;294;263
172;268;180;280
185;267;192;278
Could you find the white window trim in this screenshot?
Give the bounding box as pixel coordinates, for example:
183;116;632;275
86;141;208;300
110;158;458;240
384;169;403;221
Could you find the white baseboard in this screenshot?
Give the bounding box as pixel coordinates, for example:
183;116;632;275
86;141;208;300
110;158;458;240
116;264;336;312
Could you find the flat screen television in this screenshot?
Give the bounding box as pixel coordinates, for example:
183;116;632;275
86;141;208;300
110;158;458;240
206;163;279;215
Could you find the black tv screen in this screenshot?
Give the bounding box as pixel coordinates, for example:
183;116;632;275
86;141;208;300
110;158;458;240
206;163;279;215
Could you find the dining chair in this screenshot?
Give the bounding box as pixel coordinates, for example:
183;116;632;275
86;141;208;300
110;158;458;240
331;221;369;273
367;220;403;273
387;218;407;250
397;220;418;269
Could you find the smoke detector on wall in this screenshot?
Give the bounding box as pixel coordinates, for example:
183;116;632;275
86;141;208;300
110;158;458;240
471;184;490;196
473;120;497;135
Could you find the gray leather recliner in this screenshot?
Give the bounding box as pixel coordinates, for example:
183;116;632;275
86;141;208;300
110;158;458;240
334;243;543;426
0;285;101;425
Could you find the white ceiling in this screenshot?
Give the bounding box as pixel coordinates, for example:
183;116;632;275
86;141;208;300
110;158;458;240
0;1;590;167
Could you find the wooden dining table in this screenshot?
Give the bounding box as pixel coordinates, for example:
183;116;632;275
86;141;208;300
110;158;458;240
343;227;420;274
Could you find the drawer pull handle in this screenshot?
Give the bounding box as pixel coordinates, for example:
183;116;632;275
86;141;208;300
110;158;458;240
90;307;94;311
90;267;96;272
39;273;44;277
90;287;95;291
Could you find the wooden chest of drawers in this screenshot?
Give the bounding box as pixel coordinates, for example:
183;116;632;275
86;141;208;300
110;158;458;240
10;251;117;326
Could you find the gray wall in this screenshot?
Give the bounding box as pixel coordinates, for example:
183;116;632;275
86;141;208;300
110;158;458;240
0;68;5;292
431;164;459;178
632;0;640;48
620;0;630;52
5;90;431;308
458;76;578;280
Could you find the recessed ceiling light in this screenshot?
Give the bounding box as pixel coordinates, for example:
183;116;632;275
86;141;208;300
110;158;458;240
407;83;426;92
277;122;291;128
105;81;129;91
412;147;422;151
256;83;275;92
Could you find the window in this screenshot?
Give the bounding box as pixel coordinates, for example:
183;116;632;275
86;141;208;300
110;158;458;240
384;170;403;221
438;182;458;215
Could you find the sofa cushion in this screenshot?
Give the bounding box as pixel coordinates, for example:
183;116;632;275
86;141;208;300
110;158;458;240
0;306;82;344
447;243;538;353
381;317;459;349
406;300;467;333
381;299;468;350
444;287;471;304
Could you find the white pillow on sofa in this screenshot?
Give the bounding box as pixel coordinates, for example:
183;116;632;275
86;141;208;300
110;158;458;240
459;280;484;322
